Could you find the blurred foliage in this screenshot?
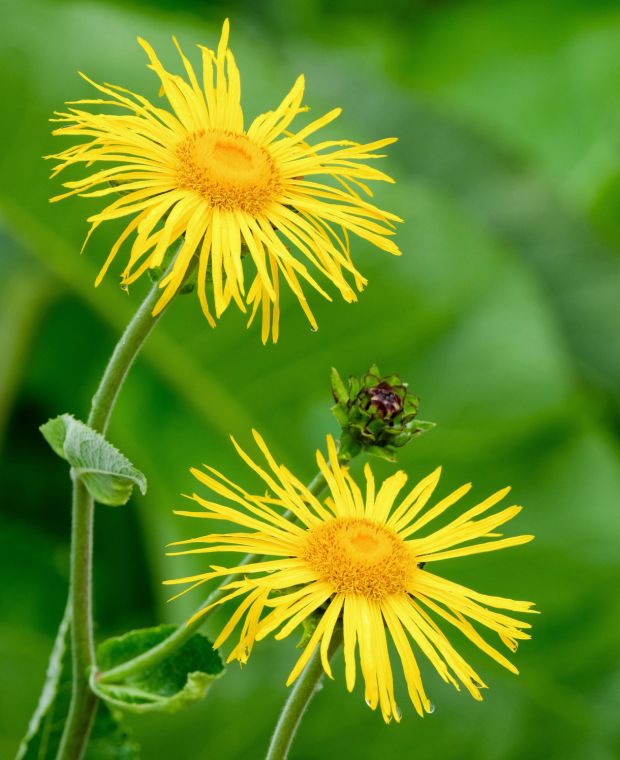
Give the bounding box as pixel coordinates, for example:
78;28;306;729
1;0;619;758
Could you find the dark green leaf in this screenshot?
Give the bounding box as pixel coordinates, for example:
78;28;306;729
92;624;224;714
17;605;139;760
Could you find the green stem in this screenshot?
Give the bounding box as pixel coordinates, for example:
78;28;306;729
55;270;176;760
98;470;329;684
265;627;343;760
86;276;170;434
55;480;98;760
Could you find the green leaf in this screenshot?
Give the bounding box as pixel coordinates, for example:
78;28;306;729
16;605;70;760
40;414;146;506
17;605;140;760
86;706;140;760
92;624;224;714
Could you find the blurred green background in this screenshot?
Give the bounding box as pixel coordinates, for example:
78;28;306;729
1;0;620;757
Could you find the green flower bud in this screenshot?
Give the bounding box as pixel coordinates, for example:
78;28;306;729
331;364;435;461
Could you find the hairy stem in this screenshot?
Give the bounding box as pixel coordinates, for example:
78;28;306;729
54;479;98;760
55;271;175;760
86;278;170;434
98;469;328;684
265;628;344;760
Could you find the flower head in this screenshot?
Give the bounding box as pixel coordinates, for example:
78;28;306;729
166;432;536;722
48;20;401;342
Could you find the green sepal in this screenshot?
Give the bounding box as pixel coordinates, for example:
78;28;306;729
366;418;385;435
178;263;197;294
337;432;362;462
415;420;436;432
330;366;349;405
364;445;398;462
297;611;320;650
17;608;140;760
146;243;177;284
40;414;146;506
332;406;349;426
146;237;198;292
386;373;402;388
92;624;225;714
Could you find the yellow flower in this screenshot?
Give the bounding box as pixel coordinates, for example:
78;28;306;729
166;431;536;722
48;20;401;342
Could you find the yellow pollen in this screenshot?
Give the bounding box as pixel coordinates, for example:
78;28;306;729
302;517;416;600
175;130;281;213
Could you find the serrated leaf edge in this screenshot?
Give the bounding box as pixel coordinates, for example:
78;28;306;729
39;413;147;505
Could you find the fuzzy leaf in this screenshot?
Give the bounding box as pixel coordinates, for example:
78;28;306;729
17;606;140;760
40;416;67;459
40;414;146;506
92;624;224;714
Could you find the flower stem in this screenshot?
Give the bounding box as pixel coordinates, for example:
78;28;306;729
55;271;175;760
86;279;170;434
265;627;343;760
97;469;329;685
55;479;98;760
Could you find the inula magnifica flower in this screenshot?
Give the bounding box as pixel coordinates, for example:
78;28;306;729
49;21;401;341
166;432;536;722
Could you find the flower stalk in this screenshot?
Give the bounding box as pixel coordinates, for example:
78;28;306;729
55;253;184;760
56;479;97;760
265;627;344;760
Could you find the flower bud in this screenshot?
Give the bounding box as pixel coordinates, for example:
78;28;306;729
331;364;434;461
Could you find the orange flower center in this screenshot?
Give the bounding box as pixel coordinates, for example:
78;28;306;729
302;517;416;599
175;130;281;214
